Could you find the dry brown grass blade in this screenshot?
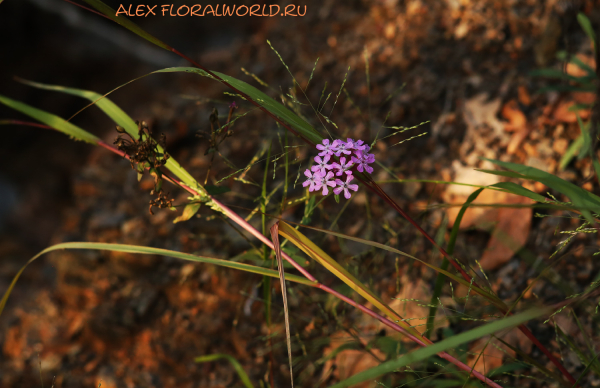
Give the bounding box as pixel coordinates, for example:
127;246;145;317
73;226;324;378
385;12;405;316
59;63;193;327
270;222;294;387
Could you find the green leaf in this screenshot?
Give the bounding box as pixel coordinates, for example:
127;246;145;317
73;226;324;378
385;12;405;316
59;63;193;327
489;182;547;202
559;134;584;170
557;51;596;76
194;354;254;388
577;13;597;50
0;242;317;317
173;202;201;224
328;307;552;388
0;94;100;144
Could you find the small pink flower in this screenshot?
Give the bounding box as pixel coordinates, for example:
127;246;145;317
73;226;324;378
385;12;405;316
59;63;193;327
302;169;322;192
351;151;375;174
331;157;353;176
319;171;337;195
316;139;335;156
332;139;352;156
346;138;368;151
334;175;359;199
311;155;333;176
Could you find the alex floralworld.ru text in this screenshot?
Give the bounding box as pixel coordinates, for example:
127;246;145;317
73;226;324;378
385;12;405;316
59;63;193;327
115;4;307;17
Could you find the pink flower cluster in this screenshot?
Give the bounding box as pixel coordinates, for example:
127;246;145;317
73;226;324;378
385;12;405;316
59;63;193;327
302;138;375;199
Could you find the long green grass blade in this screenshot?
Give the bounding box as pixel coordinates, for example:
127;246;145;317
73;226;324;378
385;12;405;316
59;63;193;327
559;134;584;170
577;13;597;51
0;242;316;317
0;94;99;144
426;188;485;338
155;67;323;144
17;79;203;195
489;182;547;202
328;307;551;388
194;354;254;388
482;158;600;223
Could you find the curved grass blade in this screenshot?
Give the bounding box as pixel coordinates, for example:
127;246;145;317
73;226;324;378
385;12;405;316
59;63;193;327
81;0;171;50
194;354;254;388
327;306;551;388
270;223;294;388
279;220;503;308
489;182;547;203
277;221;423;338
482;158;600;223
0;242;316;317
155;67;323;144
0;94;99;144
426;188;484;338
16;79;203;195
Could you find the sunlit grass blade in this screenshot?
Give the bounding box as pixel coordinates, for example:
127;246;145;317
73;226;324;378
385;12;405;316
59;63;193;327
489;182;547;203
194;354;254;388
0;94;99;144
328;307;551;388
280;220;503;308
482;158;600;223
17;79;203;195
278;221;425;338
0;242;316;317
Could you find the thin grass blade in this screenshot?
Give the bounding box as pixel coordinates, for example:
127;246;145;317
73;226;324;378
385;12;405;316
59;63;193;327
194;354;254;388
0;94;99;144
270;223;294;387
328;307;551;388
0;242;316;317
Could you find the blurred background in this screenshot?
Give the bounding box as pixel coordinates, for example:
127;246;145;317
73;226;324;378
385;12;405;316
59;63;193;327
1;0;599;387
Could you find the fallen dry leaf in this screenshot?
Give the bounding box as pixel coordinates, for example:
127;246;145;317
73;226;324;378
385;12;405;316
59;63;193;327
553;100;591;123
479;193;533;270
443;163;500;229
518;85;532;106
566;54;595;78
501;99;527;132
468;328;532;375
463;93;504;136
443;163;533;270
321;331;386;388
507;126;531;155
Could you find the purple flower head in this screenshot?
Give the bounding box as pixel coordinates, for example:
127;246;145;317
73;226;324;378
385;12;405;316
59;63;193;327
311;154;333;176
331;157;354;176
332;139;353;156
229;101;237;109
302;169;323;192
347;138;368;151
334;175;359;199
316;139;335;156
351;151;375;174
319;171;337;195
